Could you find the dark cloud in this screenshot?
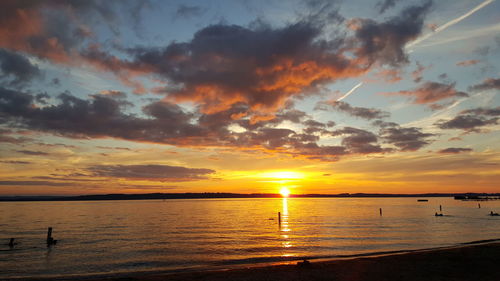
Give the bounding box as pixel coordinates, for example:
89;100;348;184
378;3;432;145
332;127;386;154
383;81;468;108
372;120;399;128
0;0;434;122
350;1;432;66
175;4;204;19
380;126;434;151
0;87;433;162
124;22;362;115
436;109;498;133
32;176;104;182
468;77;500;92
16;150;49;156
376;0;400;14
35;142;77;148
303;119;328;134
435;114;498;133
87;164;215;181
0;180;74;186
317;100;390;120
0;160;32;164
460;107;500;117
438;147;472;154
0;87;203;143
51;77;60;86
80;1;432;118
96;146;132;151
0;48;41;86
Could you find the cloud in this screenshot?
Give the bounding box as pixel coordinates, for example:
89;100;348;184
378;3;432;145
383;81;468;109
82;1;431;117
97;90;127;98
96;146;132;151
436;107;499;133
349;0;432;66
333;127;386;154
0;135;22;144
456;60;479;67
438;147;472;154
373;68;403;83
175;4;204;19
87;164;215;181
0;0;149;66
376;0;400;14
411;61;426;83
0;49;41;86
317;100;390;120
32;176;105;182
468;77;500;91
460;107;500;116
0;180;74;186
0;1;434;121
16;150;49;156
438;115;497;131
380;126;434;151
124;22;366;115
0;160;32;164
0;87;438;161
0;87;205;143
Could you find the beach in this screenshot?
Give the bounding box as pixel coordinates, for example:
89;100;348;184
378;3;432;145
21;240;499;281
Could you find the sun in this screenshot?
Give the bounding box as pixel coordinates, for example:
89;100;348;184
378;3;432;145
280;187;290;197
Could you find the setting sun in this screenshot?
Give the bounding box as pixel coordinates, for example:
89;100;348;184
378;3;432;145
280;187;290;197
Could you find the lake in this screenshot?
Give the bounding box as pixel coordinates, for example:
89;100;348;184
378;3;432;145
1;197;499;279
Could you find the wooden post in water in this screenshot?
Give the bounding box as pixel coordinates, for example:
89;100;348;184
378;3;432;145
439;205;442;212
278;212;281;225
478;203;481;209
46;227;56;246
8;238;15;248
379;208;382;216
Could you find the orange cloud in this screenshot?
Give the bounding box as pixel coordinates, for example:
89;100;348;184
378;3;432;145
456;60;479;67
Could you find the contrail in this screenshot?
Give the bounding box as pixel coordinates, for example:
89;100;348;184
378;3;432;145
407;0;495;48
337;82;363;101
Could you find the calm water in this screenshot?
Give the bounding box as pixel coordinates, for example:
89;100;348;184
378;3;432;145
1;197;500;279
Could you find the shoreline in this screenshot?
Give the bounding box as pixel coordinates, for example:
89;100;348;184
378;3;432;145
3;192;499;202
9;239;500;281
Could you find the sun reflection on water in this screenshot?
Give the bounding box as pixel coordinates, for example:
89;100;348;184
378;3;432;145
280;198;293;255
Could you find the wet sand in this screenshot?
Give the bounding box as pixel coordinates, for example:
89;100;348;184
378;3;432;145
24;241;500;281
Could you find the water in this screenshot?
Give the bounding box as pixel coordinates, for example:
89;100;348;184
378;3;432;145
1;197;499;279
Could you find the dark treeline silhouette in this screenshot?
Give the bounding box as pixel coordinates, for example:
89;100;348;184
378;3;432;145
1;192;499;202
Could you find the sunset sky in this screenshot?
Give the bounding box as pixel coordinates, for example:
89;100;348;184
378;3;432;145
0;0;499;195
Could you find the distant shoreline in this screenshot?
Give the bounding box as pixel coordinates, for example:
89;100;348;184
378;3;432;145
10;239;500;281
1;192;499;202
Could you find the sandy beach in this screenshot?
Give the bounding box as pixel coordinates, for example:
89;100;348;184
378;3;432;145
21;240;499;281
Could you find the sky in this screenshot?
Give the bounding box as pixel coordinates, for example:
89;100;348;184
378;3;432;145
0;0;499;196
